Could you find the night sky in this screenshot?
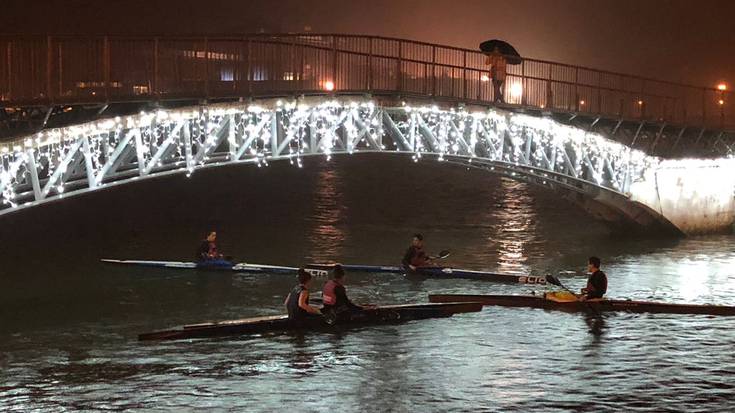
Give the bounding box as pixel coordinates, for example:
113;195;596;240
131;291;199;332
2;0;734;88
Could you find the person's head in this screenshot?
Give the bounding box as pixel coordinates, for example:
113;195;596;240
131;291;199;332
588;256;601;272
297;268;313;286
412;233;424;248
333;264;345;283
206;231;217;242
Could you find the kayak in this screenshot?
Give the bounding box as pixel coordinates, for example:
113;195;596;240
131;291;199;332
101;259;332;277
101;259;548;284
428;294;735;316
138;301;483;341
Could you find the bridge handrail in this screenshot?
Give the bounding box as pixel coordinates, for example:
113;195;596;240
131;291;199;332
0;33;731;130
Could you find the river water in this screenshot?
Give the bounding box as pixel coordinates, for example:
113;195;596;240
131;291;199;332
1;155;734;412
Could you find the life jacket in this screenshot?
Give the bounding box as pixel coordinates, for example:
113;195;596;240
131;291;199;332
410;247;428;267
287;285;308;319
322;280;338;306
207;241;218;257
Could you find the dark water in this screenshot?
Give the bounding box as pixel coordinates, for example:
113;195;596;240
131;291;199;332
1;155;734;412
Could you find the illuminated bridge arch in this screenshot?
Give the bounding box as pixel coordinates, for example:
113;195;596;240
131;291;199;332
1;97;730;234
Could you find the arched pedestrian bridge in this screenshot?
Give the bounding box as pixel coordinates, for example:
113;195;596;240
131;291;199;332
2;97;734;234
1;34;734;234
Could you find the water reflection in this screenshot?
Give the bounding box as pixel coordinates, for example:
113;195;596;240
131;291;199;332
485;179;540;274
305;164;347;262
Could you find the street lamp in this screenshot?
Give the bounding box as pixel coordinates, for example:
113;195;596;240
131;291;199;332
717;83;727;91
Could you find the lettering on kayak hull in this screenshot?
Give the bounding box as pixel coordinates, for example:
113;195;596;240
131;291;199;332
518;276;547;285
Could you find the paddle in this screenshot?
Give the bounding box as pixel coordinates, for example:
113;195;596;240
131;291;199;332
545;274;577;296
428;250;451;260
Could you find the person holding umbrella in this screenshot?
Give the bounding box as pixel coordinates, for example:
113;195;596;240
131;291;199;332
486;47;508;103
479;39;522;104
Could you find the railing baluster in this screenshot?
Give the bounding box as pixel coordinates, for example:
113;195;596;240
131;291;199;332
1;34;731;132
103;35;110;102
7;40;12;99
367;37;372;91
204;37;209;99
396;40;402;92
153;37;159;97
46;35;52;102
431;45;436;97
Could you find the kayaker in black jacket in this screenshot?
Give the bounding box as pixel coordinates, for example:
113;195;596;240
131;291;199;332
322;265;363;316
285;269;322;324
402;234;432;271
581;256;608;300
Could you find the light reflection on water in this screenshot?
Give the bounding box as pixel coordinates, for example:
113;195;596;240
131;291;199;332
305;165;347;263
490;179;538;274
1;155;735;411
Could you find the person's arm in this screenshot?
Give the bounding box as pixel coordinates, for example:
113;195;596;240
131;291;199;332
336;285;362;310
298;290;321;314
197;241;208;260
284;293;291;307
402;247;416;270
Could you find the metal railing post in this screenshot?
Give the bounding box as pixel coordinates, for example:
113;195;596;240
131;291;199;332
46;36;52;102
431;45;436;96
597;72;602;114
58;42;63;97
332;35;338;90
367;37;373;91
204;37;209;98
103;35;110;101
238;36;245;94
246;37;252;96
521;58;526;106
574;67;579;111
462;50;467;100
396;40;402;92
6;40;12;99
290;36;296;93
546;64;552;108
153;37;159;97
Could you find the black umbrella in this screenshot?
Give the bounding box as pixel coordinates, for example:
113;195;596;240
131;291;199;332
479;39;522;65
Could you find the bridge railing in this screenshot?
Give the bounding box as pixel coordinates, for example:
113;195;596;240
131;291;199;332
1;34;732;129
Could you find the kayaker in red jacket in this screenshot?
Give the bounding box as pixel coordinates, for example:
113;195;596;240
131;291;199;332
322;265;363;314
402;234;432;271
196;231;223;262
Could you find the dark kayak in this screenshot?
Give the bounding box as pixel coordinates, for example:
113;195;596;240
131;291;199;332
428;294;735;316
138;302;483;341
102;259;548;284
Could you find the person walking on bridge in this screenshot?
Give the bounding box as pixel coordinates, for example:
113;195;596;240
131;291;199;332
486;46;508;103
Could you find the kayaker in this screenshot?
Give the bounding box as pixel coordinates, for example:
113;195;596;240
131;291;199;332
284;269;322;323
402;233;431;271
322;265;364;319
580;256;608;300
196;231;223;262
